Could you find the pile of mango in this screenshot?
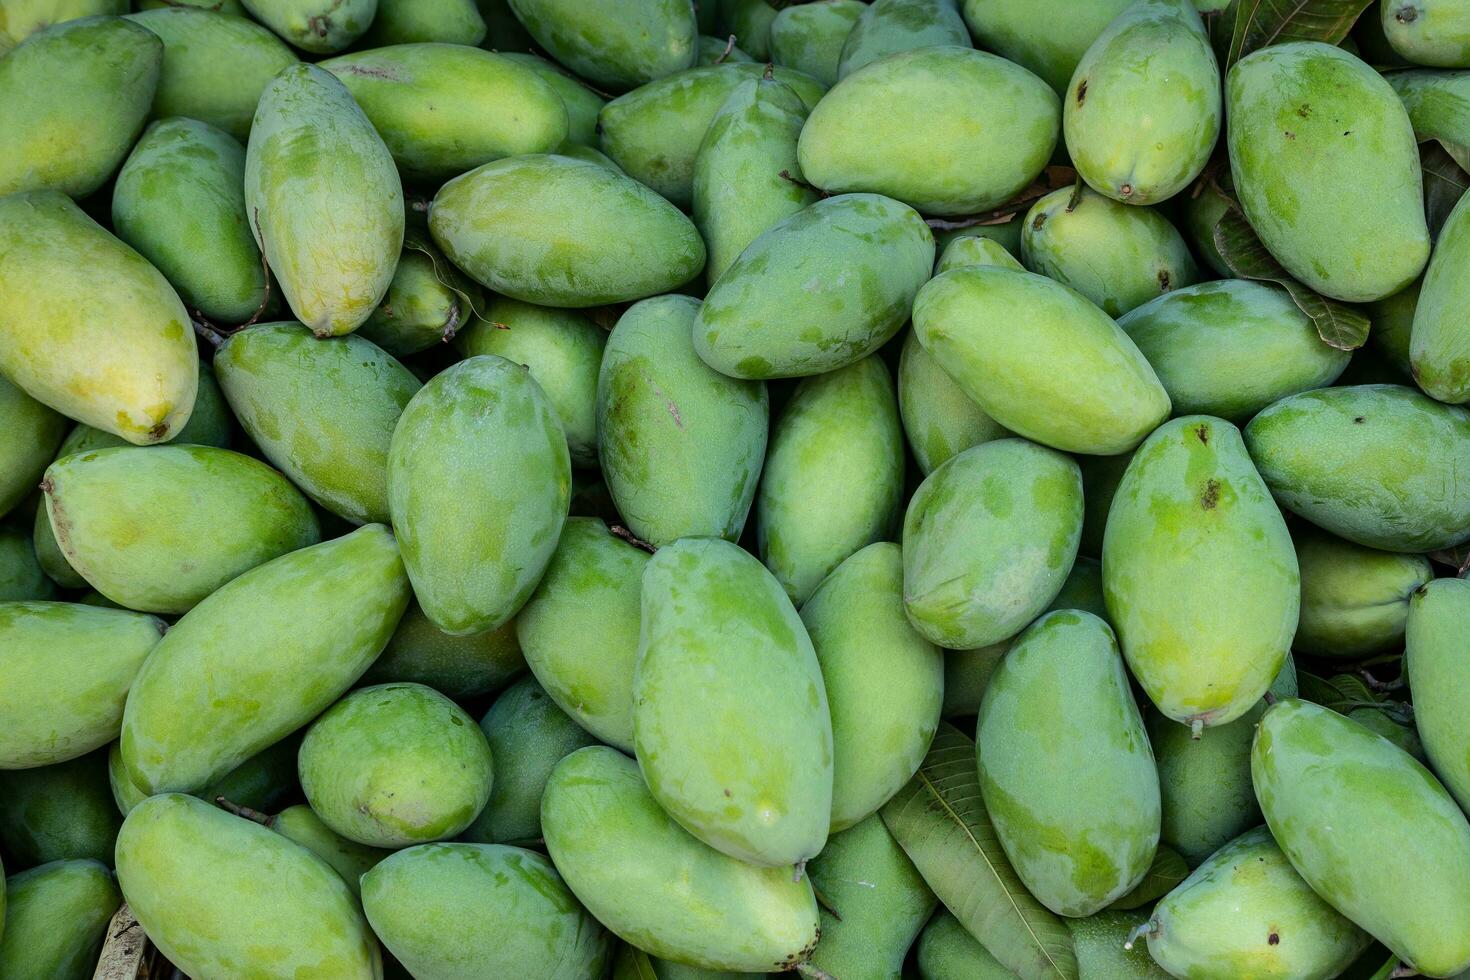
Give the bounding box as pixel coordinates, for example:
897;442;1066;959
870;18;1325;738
3;0;1470;977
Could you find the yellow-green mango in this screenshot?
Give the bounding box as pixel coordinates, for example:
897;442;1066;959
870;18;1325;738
1408;578;1470;814
913;266;1170;454
499;51;605;148
611;944;763;980
360;0;485;45
934;234;1024;275
359;234;475;357
0;602;163;769
542;746;821;972
1072;910;1173;979
804;47;1056;216
1103;415;1298;729
0;0;126;52
1384;0;1470;66
0;749;119;868
0;374;65;519
360;601;523;699
1181;178;1233;277
507;0;697;91
976;610;1160;916
916;909;1017;978
1226;42;1429;303
108;734;303;818
598;295;768;546
962;0;1130;92
0;527;55;602
322;45;567;182
269;805;388;898
240;0;375;52
903;438;1083;648
837;0;971;79
116;794;381;977
430;154;704;307
119;525;410;794
0;16;160;197
1295;526;1432;659
245;63;403;337
696;194;933;379
0;192;198;445
1244;384;1470;551
1064;0;1220;205
770;0;864;85
387;355;570;635
1253;699;1470;976
0;859;118;980
1412;179;1470;402
897;330;1009;477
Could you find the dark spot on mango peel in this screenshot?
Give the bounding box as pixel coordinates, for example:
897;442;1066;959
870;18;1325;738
1396;5;1419;22
1268;932;1280;945
1354;416;1365;423
1157;269;1171;291
1201;479;1220;510
1076;78;1087;105
1032;212;1047;231
1297;104;1311;118
1194;424;1209;445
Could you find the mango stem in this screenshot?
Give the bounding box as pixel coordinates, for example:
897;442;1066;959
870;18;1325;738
214;796;272;827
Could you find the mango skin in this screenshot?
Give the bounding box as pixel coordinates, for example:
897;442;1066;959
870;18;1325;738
1253;699;1470;976
240;0;376;52
1296;526;1432;659
245;63;404;337
935;234;1024;275
914;266;1170;455
1104;416;1298;728
270;805;388;898
962;0;1132;92
0;527;55;602
1181;178;1234;277
507;0;697;91
802;46;1058;216
1411;181;1470;402
0;373;65;519
359;235;475;358
1070;910;1173;979
721;0;777;59
1226;42;1429;303
770;1;864;86
119;525;410;795
0;749;119;868
0;192;198;445
1118;279;1349;420
1384;0;1470;66
499;52;605;148
361;0;485;45
542;746;820;972
611;945;762;980
361;601;524;700
897;330;1011;476
1243;384;1470;552
108;735;302;819
837;0;972;79
0;0;127;52
0;859;119;980
915;908;1017;979
1408;578;1470;815
116;794;381;978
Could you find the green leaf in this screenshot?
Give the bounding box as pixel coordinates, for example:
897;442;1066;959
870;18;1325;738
880;724;1077;980
1335;943;1400;980
1297;671;1383;712
1428;540;1470;575
615;945;659;980
1105;846;1189;910
1421;142;1470;241
1221;0;1376;69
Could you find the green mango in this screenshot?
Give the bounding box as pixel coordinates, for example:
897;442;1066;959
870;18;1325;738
0;192;198;445
1408;578;1470;814
837;0;972;79
0;749;119;869
940;642;1005;719
136;0;246;12
1049;554;1110;620
769;0;864;85
430;154;705;307
914;266;1170;454
358;236;475;357
124;8;297;143
387;355;570;635
1181;178;1233;277
1349;706;1426;761
119;524;410;794
477;0;534;48
461;677;597;846
555;142;626;171
1226;42;1428;303
360;601;524;700
1383;0;1470;66
1244;384;1470;551
721;0;777;59
803;47;1056;216
1064;0;1220;205
116;794;380;977
516;517;648;751
269;805;388;898
1389;69;1470;174
934;234;1024;275
108;735;303;818
499;51;605;148
935;216;1025;256
1071;910;1172;979
1104;415;1298;729
596;63;826;210
1368;276;1419;376
322;45;567;182
698;33;753;63
0;16;160;197
0;527;55;602
961;0;1131;92
916;909;1016;978
1254;698;1470;976
0;373;65;519
457;297;605;468
897;330;1011;477
1118;280;1350;420
611;944;763;980
695;194;933;379
239;0;374;52
1411;179;1470;402
0;0;127;52
360;0;485;45
902;438;1083;648
0;859;119;980
542;746;820;972
1295;526;1432;660
976;610;1160;916
598;295;768;546
507;0;697;90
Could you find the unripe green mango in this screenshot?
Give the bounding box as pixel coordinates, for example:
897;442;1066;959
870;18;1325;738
1349;706;1426;761
0;373;65;519
0;0;126;52
457;297;605;468
903;439;1083;648
108;734;303;818
542;746;820;972
1226;42;1429;303
897;330;1010;476
636;537;833;867
770;1;864;85
322;45;567;182
1253;699;1470;976
360;601;524;700
1295;526;1432;659
0;192;198;445
1071;910;1173;978
935;216;1025;257
1021;186;1199;317
507;0;696;91
0;527;55;602
388;355;570;635
611;944;763;980
1244;384;1470;551
934;234;1024;275
119;524;410;794
837;0;971;78
941;642;1005;719
598;295;768;546
1144;826;1370;980
977;610;1160;916
240;0;375;52
360;0;485;45
1104;415;1298;729
136;0;245;12
499;52;605;148
0;16;160;197
803;47;1056;216
916;909;1016;978
913;266;1170;454
1412;180;1470;402
116;794;381;977
1368;276;1419;376
720;0;777;59
1118;280;1349;420
124;9;296;143
1181;179;1233;277
961;0;1132;92
359;235;475;357
0;859;119;980
430;154;704;307
1065;0;1220;205
1384;0;1470;66
699;32;754;63
0;749;118;869
1408;578;1470;814
1049;554;1110;621
269;805;388;898
1389;65;1470;177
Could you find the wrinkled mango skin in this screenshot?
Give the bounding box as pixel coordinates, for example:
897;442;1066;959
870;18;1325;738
598;295;769;546
1227;42;1429;303
1244;384;1470;552
897;330;1010;477
240;0;376;52
542;746;820;972
388;355;571;635
119;525;410;795
269;805;388;898
0;191;198;445
696;194;934;379
360;601;523;700
962;0;1132;92
507;0;697;91
1253;699;1470;976
246;63;404;337
1408;578;1470;814
0;527;56;602
977;611;1161;917
1411;183;1470;403
803;46;1057;216
0;0;126;52
1295;526;1432;659
116;794;381;978
837;0;971;78
500;52;605;148
0;749;119;868
770;1;864;85
915;908;1017;978
361;0;485;45
1383;0;1470;66
0;859;119;980
1104;416;1298;728
0;374;65;519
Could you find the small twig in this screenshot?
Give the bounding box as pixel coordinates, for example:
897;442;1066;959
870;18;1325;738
778;169;823;195
792;859;807;884
1389;966;1419;978
714;35;738;65
1262;691;1279;706
1360;669;1406;693
192;318;230;350
1066;174;1085;212
794;963;838;980
609;525;656;553
214;796;273;826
